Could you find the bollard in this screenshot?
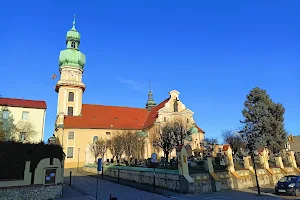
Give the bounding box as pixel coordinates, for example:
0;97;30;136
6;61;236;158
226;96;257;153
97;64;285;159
69;171;72;186
110;194;118;200
102;165;104;178
117;169;120;183
153;168;156;189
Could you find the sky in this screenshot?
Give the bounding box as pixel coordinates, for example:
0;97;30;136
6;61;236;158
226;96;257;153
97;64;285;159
1;1;299;142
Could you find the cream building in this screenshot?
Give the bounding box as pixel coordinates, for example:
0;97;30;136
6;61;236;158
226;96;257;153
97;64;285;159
53;18;205;168
0;97;47;143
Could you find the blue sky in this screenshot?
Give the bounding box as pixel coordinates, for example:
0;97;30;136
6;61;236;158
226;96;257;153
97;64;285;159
1;1;299;142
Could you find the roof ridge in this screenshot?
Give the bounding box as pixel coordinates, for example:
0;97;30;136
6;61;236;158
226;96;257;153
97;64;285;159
0;97;46;103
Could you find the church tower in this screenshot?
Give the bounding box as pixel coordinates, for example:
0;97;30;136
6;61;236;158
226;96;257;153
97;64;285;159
145;81;156;111
55;16;86;116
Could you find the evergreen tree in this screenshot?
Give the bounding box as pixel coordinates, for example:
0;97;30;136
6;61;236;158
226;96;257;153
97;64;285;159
0;107;15;141
241;87;287;154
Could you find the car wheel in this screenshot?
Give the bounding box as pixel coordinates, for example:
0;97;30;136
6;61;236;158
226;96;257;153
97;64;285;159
295;189;300;197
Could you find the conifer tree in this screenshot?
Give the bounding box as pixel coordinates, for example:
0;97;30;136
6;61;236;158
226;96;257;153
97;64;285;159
241;87;287;154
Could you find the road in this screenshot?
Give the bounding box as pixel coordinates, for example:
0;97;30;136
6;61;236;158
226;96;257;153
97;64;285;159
60;169;298;200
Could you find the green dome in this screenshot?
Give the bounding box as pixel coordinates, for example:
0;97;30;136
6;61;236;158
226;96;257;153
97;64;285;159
58;16;86;70
59;49;86;69
146;99;156;106
66;28;81;42
189;126;199;134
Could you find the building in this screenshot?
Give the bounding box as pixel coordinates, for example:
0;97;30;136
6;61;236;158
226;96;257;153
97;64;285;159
0;97;47;143
288;135;300;153
54;18;205;168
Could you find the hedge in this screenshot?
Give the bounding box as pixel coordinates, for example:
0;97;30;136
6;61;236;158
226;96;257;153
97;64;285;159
0;141;64;181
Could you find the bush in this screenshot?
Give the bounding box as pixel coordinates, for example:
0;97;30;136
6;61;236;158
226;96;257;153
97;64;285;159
0;141;64;180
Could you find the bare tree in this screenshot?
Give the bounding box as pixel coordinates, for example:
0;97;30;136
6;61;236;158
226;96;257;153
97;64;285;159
90;138;107;164
107;132;124;161
151;124;176;162
222;129;246;155
14;121;36;142
121;129;136;159
171;117;193;145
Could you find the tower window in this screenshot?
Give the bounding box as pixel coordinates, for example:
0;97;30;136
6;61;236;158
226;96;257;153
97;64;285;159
93;136;98;143
164;117;166;122
68;131;74;139
67;107;73;116
68;92;74;101
71;41;76;48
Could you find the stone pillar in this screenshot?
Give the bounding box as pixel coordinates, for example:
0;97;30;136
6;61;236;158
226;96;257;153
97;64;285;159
274;157;284;168
259;148;270;169
177;145;189;176
176;145;195;193
243;156;253;170
287;151;298;168
222;145;235;172
205;157;214;173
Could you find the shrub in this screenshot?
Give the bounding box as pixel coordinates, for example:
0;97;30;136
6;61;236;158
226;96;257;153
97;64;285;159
0;141;64;180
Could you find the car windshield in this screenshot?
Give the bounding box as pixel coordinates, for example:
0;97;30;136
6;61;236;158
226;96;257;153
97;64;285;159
279;176;298;183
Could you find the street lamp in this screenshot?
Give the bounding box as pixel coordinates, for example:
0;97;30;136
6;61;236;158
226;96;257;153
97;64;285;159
251;149;261;195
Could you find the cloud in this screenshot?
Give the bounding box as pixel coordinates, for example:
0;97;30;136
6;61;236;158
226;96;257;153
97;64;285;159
117;78;148;93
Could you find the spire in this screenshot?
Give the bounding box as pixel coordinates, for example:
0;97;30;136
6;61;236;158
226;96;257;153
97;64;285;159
71;14;76;30
146;81;156;111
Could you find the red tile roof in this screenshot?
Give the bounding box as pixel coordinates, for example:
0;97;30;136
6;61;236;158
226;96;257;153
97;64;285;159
143;98;170;129
64;104;149;129
0;97;47;109
63;98;205;133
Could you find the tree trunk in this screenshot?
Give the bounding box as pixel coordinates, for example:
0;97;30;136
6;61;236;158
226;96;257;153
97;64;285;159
165;151;169;165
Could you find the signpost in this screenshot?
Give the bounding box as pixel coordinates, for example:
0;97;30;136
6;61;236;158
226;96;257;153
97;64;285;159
96;158;102;200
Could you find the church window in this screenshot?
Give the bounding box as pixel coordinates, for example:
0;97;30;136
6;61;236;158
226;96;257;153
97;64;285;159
68;131;74;139
187;118;189;123
71;41;76;48
68;92;74;101
93;136;98;143
67;147;74;158
164;117;166;122
67;107;73;116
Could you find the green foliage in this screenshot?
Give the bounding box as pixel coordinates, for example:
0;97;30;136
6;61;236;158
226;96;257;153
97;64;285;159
0;141;64;180
241;87;287;154
0;107;16;141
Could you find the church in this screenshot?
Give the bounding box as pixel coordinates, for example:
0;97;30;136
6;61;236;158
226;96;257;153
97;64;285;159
53;18;205;168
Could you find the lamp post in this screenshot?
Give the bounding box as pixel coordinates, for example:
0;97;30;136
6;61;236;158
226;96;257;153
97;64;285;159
77;148;80;171
251;149;261;195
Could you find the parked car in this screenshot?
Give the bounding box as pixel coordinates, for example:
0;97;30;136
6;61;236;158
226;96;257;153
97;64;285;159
275;175;300;196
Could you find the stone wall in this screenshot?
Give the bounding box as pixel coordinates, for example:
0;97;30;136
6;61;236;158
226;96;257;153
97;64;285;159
215;171;233;190
256;169;271;186
0;184;62;200
190;173;212;193
83;166;180;191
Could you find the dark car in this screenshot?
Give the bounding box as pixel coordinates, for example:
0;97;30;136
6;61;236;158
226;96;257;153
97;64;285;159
275;175;300;196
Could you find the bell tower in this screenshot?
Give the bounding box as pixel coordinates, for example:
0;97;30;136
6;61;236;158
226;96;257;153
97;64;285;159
55;16;86;116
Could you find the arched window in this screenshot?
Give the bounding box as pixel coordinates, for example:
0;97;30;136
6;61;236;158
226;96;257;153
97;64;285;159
93;136;98;143
164;117;166;122
71;41;76;48
68;92;74;101
187;118;189;123
67;107;73;116
68;131;74;139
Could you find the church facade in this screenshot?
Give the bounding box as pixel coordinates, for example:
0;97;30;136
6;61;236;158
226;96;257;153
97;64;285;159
54;19;205;168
